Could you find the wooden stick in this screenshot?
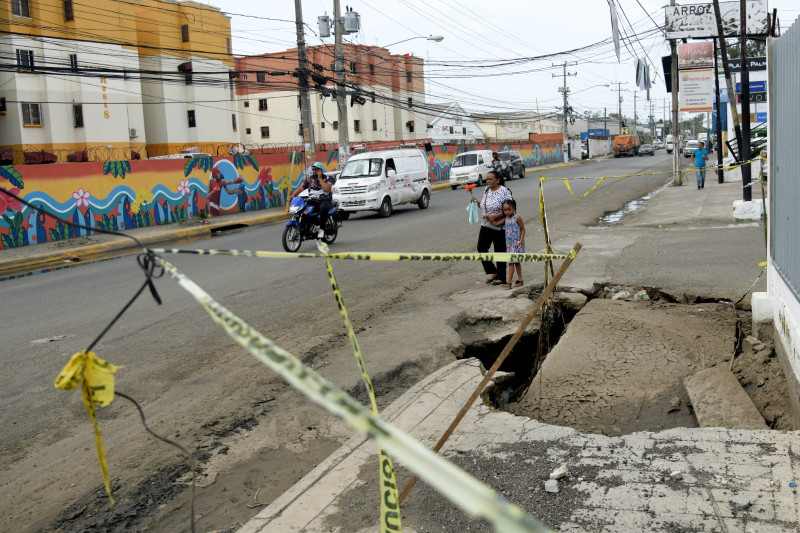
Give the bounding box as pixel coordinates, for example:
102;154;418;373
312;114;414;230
398;242;582;503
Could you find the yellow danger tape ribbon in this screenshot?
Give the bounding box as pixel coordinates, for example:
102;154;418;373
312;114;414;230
154;256;551;533
54;351;123;505
319;242;401;532
150;248;573;263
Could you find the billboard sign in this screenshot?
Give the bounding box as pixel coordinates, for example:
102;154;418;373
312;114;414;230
665;1;768;39
735;80;767;93
678;42;713;70
728;56;767;72
679;69;715;111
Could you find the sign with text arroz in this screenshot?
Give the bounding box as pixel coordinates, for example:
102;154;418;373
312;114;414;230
665;0;768;39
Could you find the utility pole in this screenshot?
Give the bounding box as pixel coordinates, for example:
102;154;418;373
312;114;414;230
633;91;638;138
610;81;627;134
604;107;608;155
713;0;743;172
554;62;576;162
670;0;681;185
713;38;724;183
294;0;316;162
739;0;752;201
333;0;349;169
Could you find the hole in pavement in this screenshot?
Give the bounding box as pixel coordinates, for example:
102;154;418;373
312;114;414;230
456;283;793;435
211;223;249;235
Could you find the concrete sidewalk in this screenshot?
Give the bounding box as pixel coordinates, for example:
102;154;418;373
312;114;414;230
236;177;789;532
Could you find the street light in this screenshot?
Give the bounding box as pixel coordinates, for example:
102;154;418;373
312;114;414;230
346;35;444;60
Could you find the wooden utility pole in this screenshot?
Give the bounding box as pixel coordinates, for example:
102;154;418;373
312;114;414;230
334;0;350;169
739;0;752;201
294;0;316;161
712;0;743;163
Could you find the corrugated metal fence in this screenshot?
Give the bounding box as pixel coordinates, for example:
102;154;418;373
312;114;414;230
769;18;800;299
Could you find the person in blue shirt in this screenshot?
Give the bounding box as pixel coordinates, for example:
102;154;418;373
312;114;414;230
694;141;710;189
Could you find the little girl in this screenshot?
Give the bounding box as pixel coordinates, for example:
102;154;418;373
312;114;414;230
498;198;525;288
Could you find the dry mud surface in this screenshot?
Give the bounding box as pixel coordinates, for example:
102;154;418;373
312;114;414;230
507;298;791;436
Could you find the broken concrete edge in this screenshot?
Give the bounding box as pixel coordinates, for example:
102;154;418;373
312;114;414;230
684;366;769;430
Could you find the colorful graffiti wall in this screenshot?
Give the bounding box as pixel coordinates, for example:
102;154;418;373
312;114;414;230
0;136;563;250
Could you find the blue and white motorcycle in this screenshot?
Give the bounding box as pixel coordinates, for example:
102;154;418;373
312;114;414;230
282;196;343;252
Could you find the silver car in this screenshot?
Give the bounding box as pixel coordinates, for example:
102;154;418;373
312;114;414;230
683;140;699;158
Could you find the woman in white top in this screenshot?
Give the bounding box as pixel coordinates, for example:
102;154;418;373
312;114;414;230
469;171;513;285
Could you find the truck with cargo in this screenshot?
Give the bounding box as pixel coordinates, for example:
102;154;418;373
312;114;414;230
613;134;640;157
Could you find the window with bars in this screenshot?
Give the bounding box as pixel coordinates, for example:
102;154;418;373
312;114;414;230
181;24;189;43
12;0;30;17
321;122;325;129
406;71;412;82
372;119;377;131
407;121;414;133
350;62;357;74
69;54;78;71
407;97;413;108
369;64;375;75
73;104;83;127
243;101;249;108
16;49;34;72
245;128;251;134
187;110;196;128
258;98;268;111
232;114;237;131
298;123;304;136
257;72;265;83
261;126;269;137
64;0;74;21
21;103;42;125
333;121;338;130
354;120;360;133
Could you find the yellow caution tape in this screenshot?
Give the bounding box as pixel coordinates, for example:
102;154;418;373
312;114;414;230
154;256;551;533
151;248;573;263
54;351;123;505
319;242;401;532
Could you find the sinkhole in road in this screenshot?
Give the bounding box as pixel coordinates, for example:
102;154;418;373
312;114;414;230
457;284;793;435
454;288;579;408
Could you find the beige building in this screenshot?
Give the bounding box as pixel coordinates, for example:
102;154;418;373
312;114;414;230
0;0;238;163
473;111;561;141
234;44;429;148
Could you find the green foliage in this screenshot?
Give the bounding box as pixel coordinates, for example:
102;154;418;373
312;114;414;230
1;212;24;247
172;205;188;222
289;152;303;164
198;208;208;219
103;160;132;179
50;221;69;241
96;214;115;232
0;165;23;188
184;157;214;176
233;154;260;171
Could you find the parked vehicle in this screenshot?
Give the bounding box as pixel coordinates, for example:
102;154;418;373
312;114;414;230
282;196;343;252
496;150;526;179
683;139;700;158
665;134;674;154
697;133;713;152
332;149;431;218
448;150;494;189
613;134;640;157
638;144;655;156
581;144;589;159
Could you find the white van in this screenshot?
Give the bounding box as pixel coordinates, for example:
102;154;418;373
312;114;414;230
665;134;674;154
448;150;494;190
332;149;431;218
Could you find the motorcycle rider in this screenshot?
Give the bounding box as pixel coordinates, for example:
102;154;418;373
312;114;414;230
491;151;505;182
289;162;333;238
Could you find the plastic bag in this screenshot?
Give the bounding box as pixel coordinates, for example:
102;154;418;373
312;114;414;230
466;201;479;224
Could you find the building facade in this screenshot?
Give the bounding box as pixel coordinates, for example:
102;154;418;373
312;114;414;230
422;102;484;144
0;0;238;163
473;111;562;141
234;44;428;149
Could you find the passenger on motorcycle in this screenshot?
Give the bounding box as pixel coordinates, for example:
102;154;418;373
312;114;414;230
289;162;333;238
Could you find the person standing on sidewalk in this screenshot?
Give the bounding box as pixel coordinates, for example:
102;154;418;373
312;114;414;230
694;141;709;189
470;171;512;285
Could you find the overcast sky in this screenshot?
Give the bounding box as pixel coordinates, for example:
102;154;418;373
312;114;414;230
210;0;799;122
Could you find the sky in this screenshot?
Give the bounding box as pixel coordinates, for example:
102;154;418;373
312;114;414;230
206;0;799;123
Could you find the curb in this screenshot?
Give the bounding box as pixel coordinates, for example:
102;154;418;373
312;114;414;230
0;160;582;277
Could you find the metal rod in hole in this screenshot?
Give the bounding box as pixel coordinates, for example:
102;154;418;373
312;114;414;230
398;242;583;503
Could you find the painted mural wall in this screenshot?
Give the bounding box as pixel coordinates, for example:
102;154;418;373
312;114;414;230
0;136;563;250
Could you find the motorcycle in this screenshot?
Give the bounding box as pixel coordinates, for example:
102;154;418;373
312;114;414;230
282;196;343;252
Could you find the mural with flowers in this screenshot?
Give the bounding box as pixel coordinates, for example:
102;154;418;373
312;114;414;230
0;136;564;250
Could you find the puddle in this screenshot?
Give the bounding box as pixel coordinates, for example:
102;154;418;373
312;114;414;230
598;181;671;225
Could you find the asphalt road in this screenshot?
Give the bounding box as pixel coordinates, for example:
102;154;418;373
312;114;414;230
0;152;677;531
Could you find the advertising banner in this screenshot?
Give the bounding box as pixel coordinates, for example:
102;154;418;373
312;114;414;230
728;56;767;72
678;42;713;70
665;0;768;39
679;69;715;111
735;80;767;93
